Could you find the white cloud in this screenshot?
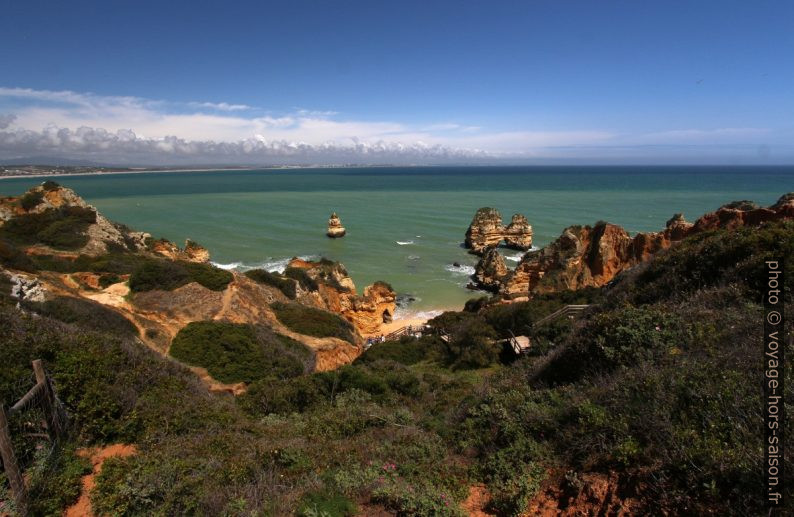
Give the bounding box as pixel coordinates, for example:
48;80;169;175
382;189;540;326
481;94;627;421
189;101;253;111
0;87;786;165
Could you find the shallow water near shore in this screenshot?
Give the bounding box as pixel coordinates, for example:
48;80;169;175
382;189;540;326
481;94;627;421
2;166;792;315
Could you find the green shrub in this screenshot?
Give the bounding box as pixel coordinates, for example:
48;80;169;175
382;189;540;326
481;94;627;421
41;181;60;191
98;273;123;288
245;268;297;298
27;446;91;516
181;261;234;291
284;267;319;291
129;259;191;292
19;190;44;210
240;374;327;415
297;491;357;517
356;335;442;365
129;259;232;292
618;221;794;305
170;321;310;384
271;302;356;342
0;206;96;250
542;306;687;383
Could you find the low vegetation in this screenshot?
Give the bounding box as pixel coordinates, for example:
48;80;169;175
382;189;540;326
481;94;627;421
129;259;232;292
0;219;791;515
271;301;356;342
169;321;312;383
23;295;138;338
245;268;298;298
0;206;96;250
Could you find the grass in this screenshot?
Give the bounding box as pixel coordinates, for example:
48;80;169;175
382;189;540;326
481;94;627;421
271;301;356;342
169;321;311;384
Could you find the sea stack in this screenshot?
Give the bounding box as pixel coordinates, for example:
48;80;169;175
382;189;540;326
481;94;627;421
327;212;346;238
464;207;533;255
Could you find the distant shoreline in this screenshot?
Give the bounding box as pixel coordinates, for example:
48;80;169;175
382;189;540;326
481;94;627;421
0;166;273;180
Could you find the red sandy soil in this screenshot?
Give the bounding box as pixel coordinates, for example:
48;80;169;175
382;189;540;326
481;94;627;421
462;484;496;516
65;444;137;517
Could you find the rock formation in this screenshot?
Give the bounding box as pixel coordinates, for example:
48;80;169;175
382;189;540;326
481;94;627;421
475;193;794;299
473;248;509;292
150;238;211;263
504;214;533;249
285;258;396;335
464;207;532;255
0;182;151;256
327;212;346;238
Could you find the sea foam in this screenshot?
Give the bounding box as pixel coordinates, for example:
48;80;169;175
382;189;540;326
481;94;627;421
445;264;475;276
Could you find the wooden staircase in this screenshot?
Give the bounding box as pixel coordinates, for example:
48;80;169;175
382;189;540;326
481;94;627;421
532;304;590;327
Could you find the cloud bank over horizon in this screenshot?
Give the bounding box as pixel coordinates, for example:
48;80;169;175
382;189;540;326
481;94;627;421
0;87;789;166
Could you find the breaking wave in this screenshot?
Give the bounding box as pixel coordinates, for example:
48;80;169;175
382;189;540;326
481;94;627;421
211;255;319;274
445;264;475;276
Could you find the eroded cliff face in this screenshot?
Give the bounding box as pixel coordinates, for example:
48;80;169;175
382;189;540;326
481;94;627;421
465;207;533;255
286;258;396;336
486;193;794;298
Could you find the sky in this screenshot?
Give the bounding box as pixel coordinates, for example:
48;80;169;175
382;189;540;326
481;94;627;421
0;0;792;166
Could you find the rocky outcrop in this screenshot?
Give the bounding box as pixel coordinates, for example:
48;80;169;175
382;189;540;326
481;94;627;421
327;212;346;238
0;183;214;262
0;183;151;256
473;248;509;292
487;193;794;298
504;214;533;249
150;238;211;263
286;258;396;336
465;207;533;255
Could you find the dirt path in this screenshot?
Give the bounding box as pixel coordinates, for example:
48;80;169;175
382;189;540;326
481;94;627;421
65;444;137;517
461;484;495;516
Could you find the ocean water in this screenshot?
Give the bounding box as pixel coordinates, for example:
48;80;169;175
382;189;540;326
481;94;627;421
2;166;792;316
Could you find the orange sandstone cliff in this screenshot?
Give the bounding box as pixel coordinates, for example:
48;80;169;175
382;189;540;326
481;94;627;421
474;193;794;299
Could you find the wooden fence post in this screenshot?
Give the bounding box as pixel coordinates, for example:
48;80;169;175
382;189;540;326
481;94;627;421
32;359;61;439
0;404;28;516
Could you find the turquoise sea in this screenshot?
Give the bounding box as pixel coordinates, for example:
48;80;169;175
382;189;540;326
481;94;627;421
2;166;792;317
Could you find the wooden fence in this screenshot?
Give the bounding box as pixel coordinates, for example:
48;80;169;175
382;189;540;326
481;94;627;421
0;360;68;516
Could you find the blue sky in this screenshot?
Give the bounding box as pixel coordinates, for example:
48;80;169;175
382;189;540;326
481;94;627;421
0;0;792;165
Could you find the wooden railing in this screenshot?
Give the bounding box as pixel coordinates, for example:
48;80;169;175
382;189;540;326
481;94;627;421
532;304;590;327
384;324;431;342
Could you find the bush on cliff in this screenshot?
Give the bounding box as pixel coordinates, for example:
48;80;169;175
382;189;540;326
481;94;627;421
129;259;232;292
170;321;311;384
616;220;794;306
284;266;319;291
245;268;298;298
19;189;44;210
271;301;356;342
0;206;96;250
